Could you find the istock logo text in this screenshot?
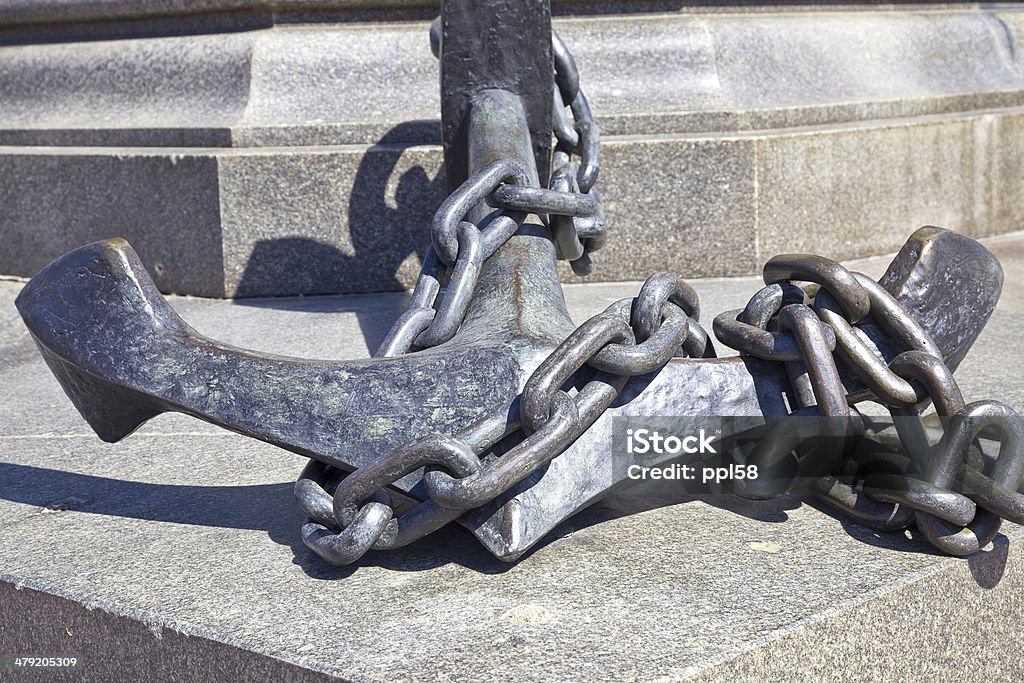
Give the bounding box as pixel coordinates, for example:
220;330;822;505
625;428;717;455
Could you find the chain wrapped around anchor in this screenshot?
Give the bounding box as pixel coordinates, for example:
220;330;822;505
297;19;624;563
297;269;715;564
295;20;1024;566
14;0;1022;569
714;257;1024;556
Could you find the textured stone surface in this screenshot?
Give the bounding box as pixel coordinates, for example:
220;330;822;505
1;233;1023;681
4;11;1024;145
0;149;226;297
753;113;998;262
7;105;1022;296
688;538;1024;682
992;112;1024;240
583;137;758;280
0;582;337;683
0;0;700;29
3;8;1024;295
218;144;445;297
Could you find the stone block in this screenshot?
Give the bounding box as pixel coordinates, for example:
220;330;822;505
754;116;988;261
559;136;758;283
2;233;1024;679
0;149;225;297
218;143;446;297
991;113;1024;237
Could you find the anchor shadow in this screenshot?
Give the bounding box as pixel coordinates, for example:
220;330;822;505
530;479;1012;589
0;462;510;578
0;460;1011;584
231;121;446;353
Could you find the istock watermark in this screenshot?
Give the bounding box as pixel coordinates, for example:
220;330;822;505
625;428;718;455
623;426;761;485
610;412;1017;523
611;415;865;494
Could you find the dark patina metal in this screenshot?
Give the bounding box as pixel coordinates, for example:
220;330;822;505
15;0;1024;566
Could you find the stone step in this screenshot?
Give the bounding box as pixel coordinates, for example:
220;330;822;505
1;6;1023;296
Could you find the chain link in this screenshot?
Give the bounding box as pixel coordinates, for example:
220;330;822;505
488;27;606;276
715;254;1024;557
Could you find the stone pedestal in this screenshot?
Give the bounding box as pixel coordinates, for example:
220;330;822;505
2;2;1023;296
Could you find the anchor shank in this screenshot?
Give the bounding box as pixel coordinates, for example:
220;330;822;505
440;0;553;192
467;89;542;224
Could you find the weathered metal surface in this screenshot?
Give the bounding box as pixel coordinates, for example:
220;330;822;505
13;0;1023;566
440;0;552;193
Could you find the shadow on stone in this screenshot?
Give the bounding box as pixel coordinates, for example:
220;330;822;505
0;463;1012;579
802;496;1014;571
0;462;511;578
230;121;447;348
967;536;1010;588
233;121;445;299
299;525;515;580
518;480;803;561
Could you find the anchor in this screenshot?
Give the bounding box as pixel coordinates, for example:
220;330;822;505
15;0;1023;565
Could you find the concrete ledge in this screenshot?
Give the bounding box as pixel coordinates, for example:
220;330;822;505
0;2;967;30
0;581;336;683
4;107;1021;296
4;11;1024;145
0;0;434;28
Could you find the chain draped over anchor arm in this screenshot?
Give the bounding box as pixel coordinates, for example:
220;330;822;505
712;251;1024;556
301;232;1024;564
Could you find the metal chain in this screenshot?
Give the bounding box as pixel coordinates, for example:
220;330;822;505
714;255;1024;556
489;28;606;276
294;25;683;565
297;20;1023;566
297;270;712;565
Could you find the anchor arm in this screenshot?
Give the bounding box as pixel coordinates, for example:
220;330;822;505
15;238;523;476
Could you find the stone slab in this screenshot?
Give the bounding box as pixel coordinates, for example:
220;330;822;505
0;149;226;297
1;233;1023;681
4;11;1024;145
217;142;445;298
6;104;1024;297
754;111;999;261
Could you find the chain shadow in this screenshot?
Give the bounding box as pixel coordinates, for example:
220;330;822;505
511;480;804;563
802;496;1013;587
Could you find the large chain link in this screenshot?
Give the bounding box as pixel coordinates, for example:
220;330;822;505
713;256;1024;556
